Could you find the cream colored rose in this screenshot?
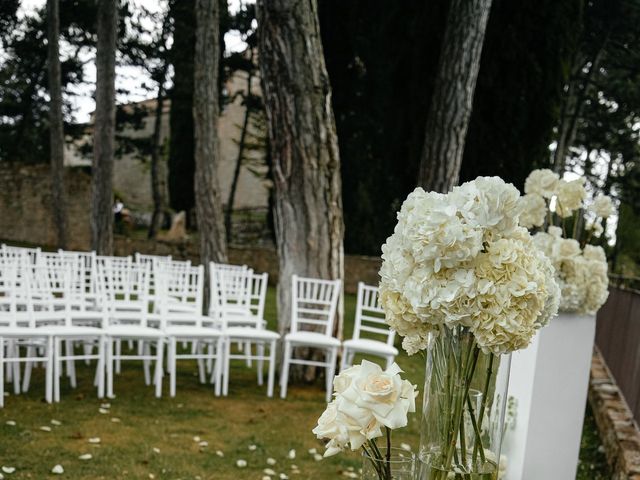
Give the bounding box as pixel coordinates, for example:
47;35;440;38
591;194;615;218
524;169;559;199
556;178;586;218
518;193;546;228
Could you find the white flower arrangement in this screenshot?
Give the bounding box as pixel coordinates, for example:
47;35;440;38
312;361;417;479
519;169;613;315
378;176;560;356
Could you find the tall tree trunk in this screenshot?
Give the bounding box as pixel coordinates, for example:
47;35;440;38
224;68;253;244
257;0;344;342
47;0;68;249
91;0;117;254
417;0;493;192
148;64;171;239
193;0;228;270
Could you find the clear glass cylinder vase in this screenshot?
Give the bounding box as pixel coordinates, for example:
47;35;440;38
417;325;511;480
362;447;416;480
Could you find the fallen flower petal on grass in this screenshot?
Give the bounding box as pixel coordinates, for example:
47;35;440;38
313;454;323;462
88;438;101;444
198;441;208;447
100;403;110;409
110;418;121;423
51;465;64;474
78;454;92;461
400;443;411;452
215;450;224;457
248;444;257;451
192;436;201;443
307;448;316;455
50;420;62;426
98;408;109;414
5;421;15;426
263;468;276;475
39;426;52;432
2;467;15;474
152;448;160;454
266;458;276;466
287;449;296;459
236;459;247;468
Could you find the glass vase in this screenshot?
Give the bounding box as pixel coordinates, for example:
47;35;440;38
417;325;511;480
362;447;416;480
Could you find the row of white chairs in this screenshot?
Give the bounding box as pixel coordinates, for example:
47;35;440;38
0;244;398;404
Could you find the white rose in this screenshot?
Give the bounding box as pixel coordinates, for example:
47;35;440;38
518;193;546;229
524;169;559;199
556;178;586;218
591;194;615;218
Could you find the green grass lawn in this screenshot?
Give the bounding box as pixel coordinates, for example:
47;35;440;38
0;288;610;479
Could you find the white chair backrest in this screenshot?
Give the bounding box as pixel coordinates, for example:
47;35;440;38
353;282;395;345
249;272;268;322
58;250;98;297
290;275;341;337
135;253;172;267
209;266;253;323
98;261;150;326
96;255;132;271
155;263;204;318
24;263;68;327
0;264;19;326
1;244;41;264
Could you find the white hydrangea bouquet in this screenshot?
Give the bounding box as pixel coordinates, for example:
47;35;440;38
519;168;613;314
312;360;418;479
377;177;560;479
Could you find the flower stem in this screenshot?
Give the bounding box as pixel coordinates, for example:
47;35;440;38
386;427;392;479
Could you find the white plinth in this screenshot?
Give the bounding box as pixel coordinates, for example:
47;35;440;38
503;312;596;480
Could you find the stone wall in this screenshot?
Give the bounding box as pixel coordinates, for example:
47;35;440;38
589;347;640;479
0;164;91;250
113;237;381;294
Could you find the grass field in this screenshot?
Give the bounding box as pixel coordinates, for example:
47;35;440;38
0;288;610;479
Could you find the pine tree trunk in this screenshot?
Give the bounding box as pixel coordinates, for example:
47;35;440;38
148;65;171;239
47;0;68;249
193;0;228;269
91;0;117;254
225;69;253;244
418;0;493;193
257;0;344;342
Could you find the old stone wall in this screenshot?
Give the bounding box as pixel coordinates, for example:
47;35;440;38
0;164;91;250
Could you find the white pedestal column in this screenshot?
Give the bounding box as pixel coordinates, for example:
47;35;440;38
503;313;596;480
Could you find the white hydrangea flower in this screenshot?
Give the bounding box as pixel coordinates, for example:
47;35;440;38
518;193;546;228
524;169;559;199
556;178;586;218
591;194;615;218
379;176;560;355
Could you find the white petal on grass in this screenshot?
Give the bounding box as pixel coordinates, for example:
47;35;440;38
400;443;412;452
50;420;62;426
152;448;160;454
290;465;299;471
263;468;276;476
287;449;296;460
5;421;15;426
148;474;155;479
266;458;276;466
192;436;201;443
279;474;289;480
100;403;110;409
198;441;208;447
262;477;271;480
51;465;64;475
39;426;52;432
313;453;323;462
2;467;15;474
111;418;121;423
88;437;101;444
215;450;224;458
307;448;317;455
236;459;247;468
98;408;109;414
248;444;257;451
78;454;92;461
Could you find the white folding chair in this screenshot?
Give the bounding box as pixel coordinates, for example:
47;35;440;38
340;282;397;371
280;275;341;402
154;264;224;397
1;244;41;265
99;261;164;398
219;270;279;397
0;263;54;407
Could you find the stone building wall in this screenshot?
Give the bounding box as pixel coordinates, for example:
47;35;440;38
0;164;91;250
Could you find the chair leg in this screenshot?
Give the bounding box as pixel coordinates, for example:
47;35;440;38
11;343;20;395
0;337;4;408
213;338;222;396
154;339;164;398
340;347;348;372
245;341;252;367
22;346;33;393
45;336;53;404
106;338;114;399
386;355;394;369
279;342;291;399
169;337;177;398
83;342;92;366
66;340;77;389
325;347;337;403
196;342;206;384
5;340;11;383
257;342;264;386
53;338;61;402
267;340;275;398
223;339;230;397
115;340;122;374
96;337;105;398
143;342;151;386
